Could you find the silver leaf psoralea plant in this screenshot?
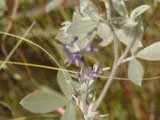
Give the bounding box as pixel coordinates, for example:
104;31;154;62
20;0;160;120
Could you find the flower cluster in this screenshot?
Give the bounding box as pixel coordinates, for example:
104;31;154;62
64;43;83;67
79;64;102;81
55;4;99;67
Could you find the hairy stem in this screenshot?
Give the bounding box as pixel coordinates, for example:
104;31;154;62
93;59;119;111
93;27;119;111
93;5;120;110
93;24;138;112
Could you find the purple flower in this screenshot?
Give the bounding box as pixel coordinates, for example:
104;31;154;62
65;52;83;67
79;64;102;81
64;42;83;67
62;36;98;67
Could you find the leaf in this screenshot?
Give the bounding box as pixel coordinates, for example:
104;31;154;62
56;21;73;45
80;0;99;19
128;59;144;86
72;11;82;22
57;71;74;99
112;0;128;17
136;42;160;61
71;80;80;89
67;17;98;38
115;28;142;48
115;21;143;53
97;23;113;47
80;0;90;14
120;21;144;54
20;87;67;113
130;23;144;54
46;0;63;12
84;1;99;19
130;5;150;21
67;17;98;51
61;103;76;120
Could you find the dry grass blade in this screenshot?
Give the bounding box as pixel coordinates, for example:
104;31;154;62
0;22;35;70
0;31;61;67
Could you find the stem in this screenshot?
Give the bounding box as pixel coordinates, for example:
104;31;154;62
93;59;119;111
93;24;139;112
92;0;120;108
117;27;138;66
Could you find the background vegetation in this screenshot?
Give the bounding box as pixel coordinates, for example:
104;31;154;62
0;0;160;120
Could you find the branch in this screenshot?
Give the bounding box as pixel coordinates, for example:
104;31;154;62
93;0;120;110
93;14;139;112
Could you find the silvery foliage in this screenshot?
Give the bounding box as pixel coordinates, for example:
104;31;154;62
46;0;63;12
20;0;160;120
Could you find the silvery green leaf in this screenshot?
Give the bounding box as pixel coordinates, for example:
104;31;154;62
80;0;99;19
67;17;98;37
66;30;97;53
136;42;160;61
0;0;6;16
80;0;89;14
83;1;99;19
97;23;113;47
115;28;130;45
75;30;97;50
128;59;144;86
115;21;143;53
56;21;73;44
72;10;82;22
20;87;67;113
112;0;128;17
115;28;142;48
67;18;98;50
61;103;76;120
130;5;151;21
71;80;80;89
46;0;63;12
130;23;144;54
57;71;74;99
